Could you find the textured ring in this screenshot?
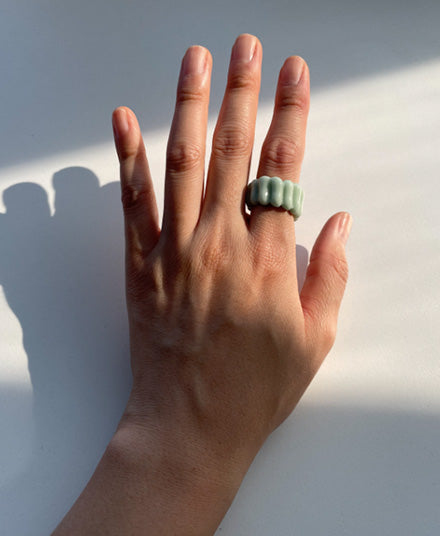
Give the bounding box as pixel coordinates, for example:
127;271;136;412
245;176;304;221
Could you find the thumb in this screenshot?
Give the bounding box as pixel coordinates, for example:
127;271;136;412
300;212;352;358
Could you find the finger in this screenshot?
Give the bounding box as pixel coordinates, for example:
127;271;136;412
300;212;352;363
112;106;160;270
162;46;212;244
250;56;310;240
202;34;262;222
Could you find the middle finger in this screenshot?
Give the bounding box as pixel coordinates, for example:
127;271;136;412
202;34;262;222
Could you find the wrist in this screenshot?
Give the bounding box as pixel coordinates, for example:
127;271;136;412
106;415;248;534
54;416;246;535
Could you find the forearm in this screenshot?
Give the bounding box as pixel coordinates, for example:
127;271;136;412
52;419;248;536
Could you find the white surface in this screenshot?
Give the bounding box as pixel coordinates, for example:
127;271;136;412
1;1;440;534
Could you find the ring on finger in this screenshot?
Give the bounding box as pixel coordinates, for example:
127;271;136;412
245;176;304;221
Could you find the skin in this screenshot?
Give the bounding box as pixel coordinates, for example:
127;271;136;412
53;34;352;535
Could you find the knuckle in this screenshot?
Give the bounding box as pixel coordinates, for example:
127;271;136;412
277;86;309;113
126;258;165;314
176;84;205;105
263;136;302;168
311;249;349;289
198;237;232;273
212;123;251;159
304;304;337;360
121;183;149;214
125;267;149;304
118;142;140;161
167;141;202;174
328;253;349;287
252;239;288;275
301;292;322;326
194;223;236;274
199;245;230;272
227;70;259;92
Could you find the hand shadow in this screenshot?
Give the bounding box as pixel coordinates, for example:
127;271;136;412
0;167;309;535
0;167;131;535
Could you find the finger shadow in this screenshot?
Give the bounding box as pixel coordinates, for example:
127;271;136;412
0;168;131;535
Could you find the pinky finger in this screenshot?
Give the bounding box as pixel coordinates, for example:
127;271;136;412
112;107;160;268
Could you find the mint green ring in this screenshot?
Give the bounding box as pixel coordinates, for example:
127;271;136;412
245;176;304;221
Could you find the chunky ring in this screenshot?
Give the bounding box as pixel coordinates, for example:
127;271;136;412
245;176;304;221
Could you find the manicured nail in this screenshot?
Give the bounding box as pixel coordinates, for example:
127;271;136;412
231;34;257;62
182;46;207;76
113;107;129;141
280;56;304;86
338;212;353;245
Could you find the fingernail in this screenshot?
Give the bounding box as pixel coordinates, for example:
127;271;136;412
280;56;304;86
113;107;129;141
338;212;353;245
182;46;207;76
231;34;257;62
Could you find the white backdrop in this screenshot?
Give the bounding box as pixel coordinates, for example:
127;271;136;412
1;1;439;534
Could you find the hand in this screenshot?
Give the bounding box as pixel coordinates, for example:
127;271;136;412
113;32;350;464
54;34;351;535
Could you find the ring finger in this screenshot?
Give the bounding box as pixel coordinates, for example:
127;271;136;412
250;56;310;240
